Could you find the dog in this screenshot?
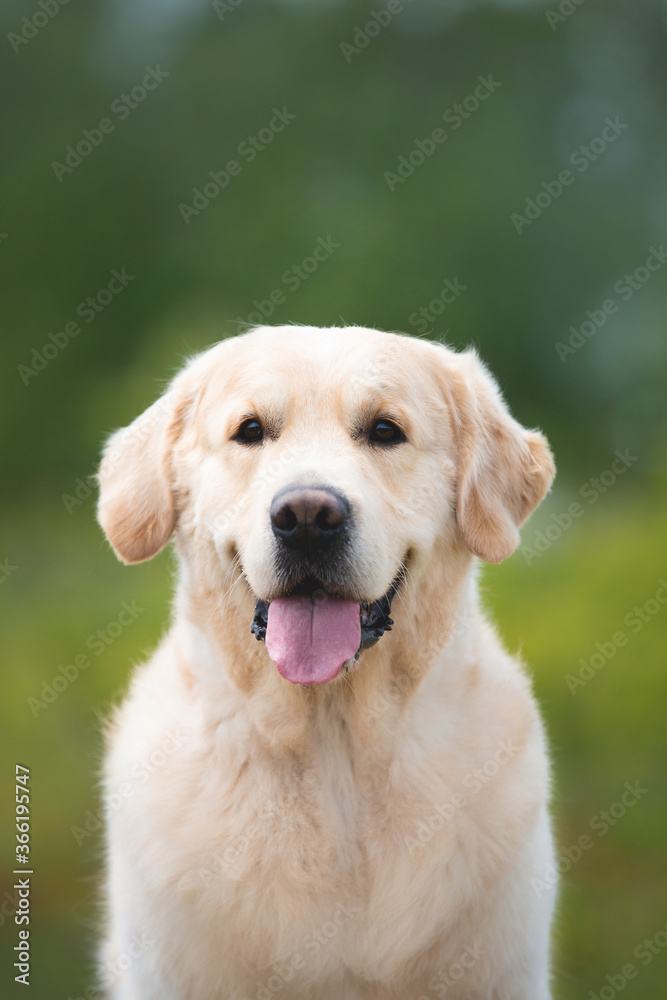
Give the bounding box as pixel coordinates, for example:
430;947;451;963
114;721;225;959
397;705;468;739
96;324;557;999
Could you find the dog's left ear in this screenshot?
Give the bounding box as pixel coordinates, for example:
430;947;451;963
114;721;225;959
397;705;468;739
97;387;189;565
444;350;555;564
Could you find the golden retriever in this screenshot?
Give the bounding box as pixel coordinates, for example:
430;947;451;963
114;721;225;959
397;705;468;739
96;324;557;999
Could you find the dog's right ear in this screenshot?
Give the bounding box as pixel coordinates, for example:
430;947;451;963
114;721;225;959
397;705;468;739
97;391;183;565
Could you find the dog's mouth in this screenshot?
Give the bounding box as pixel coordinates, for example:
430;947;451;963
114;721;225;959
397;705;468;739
251;572;403;686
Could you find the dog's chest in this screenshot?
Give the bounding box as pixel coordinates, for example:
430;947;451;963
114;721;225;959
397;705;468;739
170;709;480;981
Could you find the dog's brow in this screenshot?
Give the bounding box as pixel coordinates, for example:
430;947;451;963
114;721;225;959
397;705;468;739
351;395;410;438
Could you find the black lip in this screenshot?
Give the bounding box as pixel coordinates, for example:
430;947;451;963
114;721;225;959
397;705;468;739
251;571;404;657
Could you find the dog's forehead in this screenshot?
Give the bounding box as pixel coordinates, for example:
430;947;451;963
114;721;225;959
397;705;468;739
241;325;403;372
200;325;438;408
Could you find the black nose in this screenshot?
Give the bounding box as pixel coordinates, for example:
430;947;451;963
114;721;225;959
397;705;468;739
270;486;349;552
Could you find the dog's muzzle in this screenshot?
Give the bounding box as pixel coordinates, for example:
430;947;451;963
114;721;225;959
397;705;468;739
250;483;402;686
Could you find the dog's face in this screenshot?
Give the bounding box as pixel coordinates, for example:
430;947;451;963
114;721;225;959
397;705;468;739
98;326;554;685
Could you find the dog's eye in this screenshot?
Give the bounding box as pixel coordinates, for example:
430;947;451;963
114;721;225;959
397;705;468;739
235;418;264;444
369;419;405;445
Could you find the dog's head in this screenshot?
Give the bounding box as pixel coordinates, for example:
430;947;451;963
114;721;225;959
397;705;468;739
97;326;554;686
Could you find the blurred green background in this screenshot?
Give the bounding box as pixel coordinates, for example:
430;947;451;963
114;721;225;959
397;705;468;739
1;0;666;997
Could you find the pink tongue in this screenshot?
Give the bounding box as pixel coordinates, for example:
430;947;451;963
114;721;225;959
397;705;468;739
266;594;361;685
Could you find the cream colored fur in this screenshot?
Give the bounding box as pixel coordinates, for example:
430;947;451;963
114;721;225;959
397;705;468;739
96;325;557;999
